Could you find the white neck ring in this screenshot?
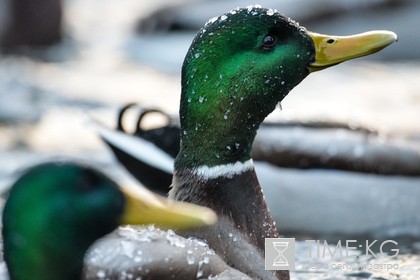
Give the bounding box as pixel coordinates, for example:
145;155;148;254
192;159;254;179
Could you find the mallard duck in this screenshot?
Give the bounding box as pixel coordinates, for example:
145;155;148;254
1;162;219;279
95;6;396;280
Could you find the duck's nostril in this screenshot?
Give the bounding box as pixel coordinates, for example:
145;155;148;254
326;38;335;44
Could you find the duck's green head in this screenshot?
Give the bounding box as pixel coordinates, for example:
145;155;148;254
2;162;216;280
177;6;396;168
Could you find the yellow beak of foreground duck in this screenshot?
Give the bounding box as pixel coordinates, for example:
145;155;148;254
119;183;217;229
308;30;397;72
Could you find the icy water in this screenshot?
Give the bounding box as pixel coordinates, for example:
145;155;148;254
1;0;420;279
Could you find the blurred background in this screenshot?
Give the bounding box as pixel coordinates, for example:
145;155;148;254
0;0;419;278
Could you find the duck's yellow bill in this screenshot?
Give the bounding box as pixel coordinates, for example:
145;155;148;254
119;183;217;229
308;30;397;73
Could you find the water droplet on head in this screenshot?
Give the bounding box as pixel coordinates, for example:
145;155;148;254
195;53;201;58
199;96;204;103
209;17;218;24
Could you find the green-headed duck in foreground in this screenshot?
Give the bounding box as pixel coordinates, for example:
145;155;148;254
2;162;217;280
167;6;396;280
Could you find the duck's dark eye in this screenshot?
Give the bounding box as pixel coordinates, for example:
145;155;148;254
262;35;277;49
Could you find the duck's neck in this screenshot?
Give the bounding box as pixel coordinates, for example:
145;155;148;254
175;100;260;169
170;161;283;279
172;160;278;244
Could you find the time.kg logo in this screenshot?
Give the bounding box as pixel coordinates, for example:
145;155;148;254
265;238;296;270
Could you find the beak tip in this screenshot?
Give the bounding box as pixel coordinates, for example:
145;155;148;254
382;30;398;43
391;32;398;43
